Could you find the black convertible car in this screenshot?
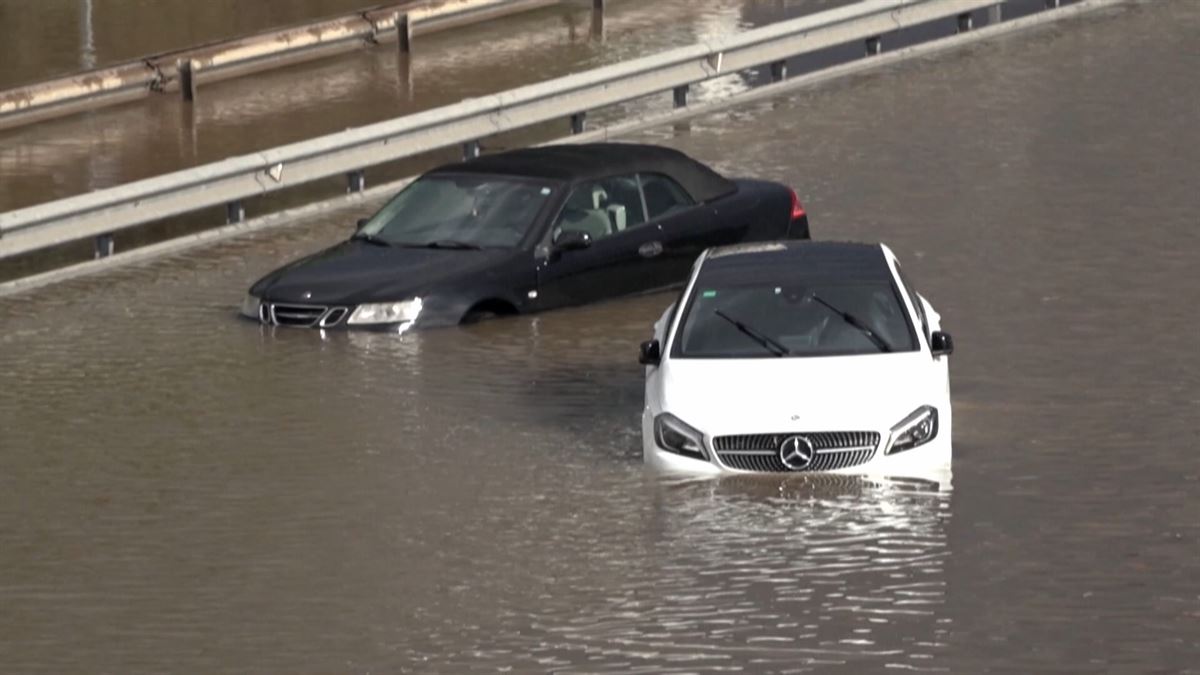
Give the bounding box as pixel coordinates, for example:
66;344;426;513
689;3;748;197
241;143;810;330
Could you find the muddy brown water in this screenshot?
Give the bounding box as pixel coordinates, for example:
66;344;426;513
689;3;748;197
0;0;859;213
1;1;1198;672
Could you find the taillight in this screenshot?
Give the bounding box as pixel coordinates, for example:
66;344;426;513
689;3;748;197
789;188;806;220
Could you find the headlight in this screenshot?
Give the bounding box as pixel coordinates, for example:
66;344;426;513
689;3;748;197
886;406;938;455
240;294;262;319
347;297;423;326
653;413;707;461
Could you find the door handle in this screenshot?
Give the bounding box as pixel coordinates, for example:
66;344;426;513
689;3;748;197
638;241;664;258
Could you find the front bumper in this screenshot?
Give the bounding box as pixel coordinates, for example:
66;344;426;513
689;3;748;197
642;409;951;477
241;298;418;332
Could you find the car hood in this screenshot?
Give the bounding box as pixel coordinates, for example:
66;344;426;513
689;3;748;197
659;351;947;435
250;240;516;304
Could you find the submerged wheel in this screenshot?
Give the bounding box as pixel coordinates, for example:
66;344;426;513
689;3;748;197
460;299;518;325
461;310;497;325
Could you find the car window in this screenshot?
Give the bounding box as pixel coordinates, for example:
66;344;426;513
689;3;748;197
360;174;554;248
552;175;647;243
894;263;929;343
639;173;694;220
673;280;918;358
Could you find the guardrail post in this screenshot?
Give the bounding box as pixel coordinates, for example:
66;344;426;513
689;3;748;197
178;59;199;102
226;201;245;224
988;4;1002;24
865;36;882;56
347;170;366;193
957;12;973;32
769;60;787;82
396;13;412;55
462;141;481;160
673;85;688;108
396;48;413;99
94;234;114;259
570;112;586;135
591;0;605;38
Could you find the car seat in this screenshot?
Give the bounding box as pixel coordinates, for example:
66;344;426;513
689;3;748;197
607;204;627;231
559;209;612;240
557;185;613;240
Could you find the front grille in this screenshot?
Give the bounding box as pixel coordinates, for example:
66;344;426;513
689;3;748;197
714;431;879;452
321;307;348;327
714;431;880;473
262;303;348;328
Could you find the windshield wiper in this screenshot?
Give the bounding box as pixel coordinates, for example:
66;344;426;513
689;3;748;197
351;232;392;247
808;293;893;353
424;239;482;250
714;309;789;357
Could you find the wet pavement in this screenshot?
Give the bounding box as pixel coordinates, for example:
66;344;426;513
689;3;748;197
1;1;1199;672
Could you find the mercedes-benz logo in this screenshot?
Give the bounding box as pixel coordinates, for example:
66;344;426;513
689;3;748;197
779;435;815;470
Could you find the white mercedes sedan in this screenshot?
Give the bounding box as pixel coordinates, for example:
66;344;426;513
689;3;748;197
640;241;954;476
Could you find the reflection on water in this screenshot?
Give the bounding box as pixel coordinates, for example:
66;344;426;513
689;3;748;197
1;1;1198;672
437;474;954;673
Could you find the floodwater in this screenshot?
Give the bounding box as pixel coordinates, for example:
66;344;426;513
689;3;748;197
0;0;859;213
1;0;1198;672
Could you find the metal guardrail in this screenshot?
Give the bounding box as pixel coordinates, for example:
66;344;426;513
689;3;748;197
0;0;564;131
0;0;1047;262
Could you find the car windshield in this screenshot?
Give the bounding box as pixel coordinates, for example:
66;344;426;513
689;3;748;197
357;174;554;248
673;280;917;358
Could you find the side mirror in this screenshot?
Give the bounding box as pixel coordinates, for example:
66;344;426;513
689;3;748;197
639;339;662;366
553;229;592;253
356;218;370;231
930;331;954;357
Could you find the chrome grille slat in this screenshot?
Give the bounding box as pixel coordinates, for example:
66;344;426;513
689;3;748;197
815;445;874;454
272;304;324;326
260;302;349;328
320;307;348;327
714;431;881;473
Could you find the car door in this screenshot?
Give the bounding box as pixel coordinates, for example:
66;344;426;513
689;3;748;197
534;174;663;309
637;173;728;288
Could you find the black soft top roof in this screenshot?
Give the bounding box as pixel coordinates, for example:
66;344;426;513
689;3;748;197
699;241;892;285
428;143;737;203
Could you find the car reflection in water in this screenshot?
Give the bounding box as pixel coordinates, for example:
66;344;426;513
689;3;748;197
609;471;956;669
